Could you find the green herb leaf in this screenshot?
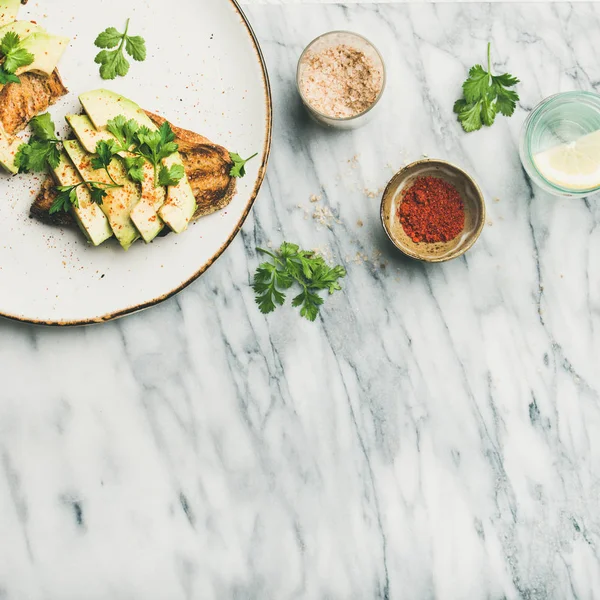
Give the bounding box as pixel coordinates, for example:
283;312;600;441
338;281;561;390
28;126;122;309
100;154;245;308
92;139;123;186
4;47;34;73
455;43;519;133
456;101;483;133
133;121;179;187
107;115;139;151
229;151;258;178
123;156;145;183
0;69;20;84
94;27;122;49
291;288;323;322
94;19;146;80
253;243;346;321
0;31;34;84
95;48;130;80
125;35;146;62
50;185;80;214
158;163;185;187
29;113;58;141
89;184;108;205
0;31;20;55
15;113;61;173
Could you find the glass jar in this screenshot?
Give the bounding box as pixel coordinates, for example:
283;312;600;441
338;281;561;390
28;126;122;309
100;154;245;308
296;31;386;130
519;91;600;197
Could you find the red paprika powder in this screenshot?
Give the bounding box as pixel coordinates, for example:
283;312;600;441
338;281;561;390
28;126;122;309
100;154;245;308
398;176;465;243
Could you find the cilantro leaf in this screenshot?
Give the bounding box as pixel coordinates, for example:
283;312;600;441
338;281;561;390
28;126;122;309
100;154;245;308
495;85;519;117
291;289;323;322
92;140;123;186
107;115;139;151
123;156;145;183
94;19;146;80
89;184;108;205
456;101;483;133
229;152;258;178
0;31;34;84
158;163;185;187
95;48;130;80
4;47;33;73
481;95;497;127
125;36;146;62
253;243;346;321
94;27;122;49
30;113;58;141
462;65;489;104
0;69;20;84
454;43;519;133
15;114;61;173
50;185;80;214
0;31;20;55
133;121;180;187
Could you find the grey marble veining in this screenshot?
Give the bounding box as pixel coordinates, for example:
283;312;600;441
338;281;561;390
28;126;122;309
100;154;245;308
1;2;600;599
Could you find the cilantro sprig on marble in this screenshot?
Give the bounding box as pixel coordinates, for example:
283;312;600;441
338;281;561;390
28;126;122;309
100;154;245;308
0;31;34;84
454;43;520;133
94;19;146;80
92;116;184;188
15;113;61;173
253;242;347;321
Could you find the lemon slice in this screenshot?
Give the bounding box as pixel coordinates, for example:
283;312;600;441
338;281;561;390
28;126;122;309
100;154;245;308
533;129;600;191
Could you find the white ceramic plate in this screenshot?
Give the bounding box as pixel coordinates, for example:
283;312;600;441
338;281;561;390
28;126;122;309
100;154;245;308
0;0;271;325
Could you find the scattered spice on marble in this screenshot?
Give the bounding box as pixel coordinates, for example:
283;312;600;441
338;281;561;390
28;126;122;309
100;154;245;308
299;45;383;118
357;219;364;227
398;176;465;243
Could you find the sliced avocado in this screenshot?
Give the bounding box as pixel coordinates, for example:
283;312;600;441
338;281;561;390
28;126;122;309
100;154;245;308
67;113;166;243
15;32;70;76
66;114;113;152
158;159;197;233
50;151;113;246
79;89;196;233
0;121;20;173
0;0;21;27
79;89;155;131
63;139;141;251
0;20;46;39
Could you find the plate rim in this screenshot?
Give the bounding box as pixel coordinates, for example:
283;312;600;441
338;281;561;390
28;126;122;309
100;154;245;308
1;0;273;327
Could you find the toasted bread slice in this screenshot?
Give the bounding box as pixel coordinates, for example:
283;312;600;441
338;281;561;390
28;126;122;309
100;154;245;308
145;112;236;221
0;69;67;136
30;113;237;233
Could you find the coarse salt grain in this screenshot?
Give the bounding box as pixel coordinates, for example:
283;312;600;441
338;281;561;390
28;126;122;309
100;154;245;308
299;44;383;119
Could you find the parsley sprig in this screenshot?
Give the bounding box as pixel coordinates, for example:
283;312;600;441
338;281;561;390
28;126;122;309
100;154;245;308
454;43;520;132
253;242;346;321
15;113;61;173
92;140;124;186
229;152;257;178
94;19;146;80
50;180;120;215
0;31;34;84
94;116;184;188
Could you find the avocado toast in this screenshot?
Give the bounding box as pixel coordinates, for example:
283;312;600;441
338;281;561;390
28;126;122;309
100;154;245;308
30;91;237;244
0;2;70;172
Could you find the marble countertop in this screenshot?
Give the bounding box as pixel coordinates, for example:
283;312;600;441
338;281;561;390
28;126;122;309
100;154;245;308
2;2;600;599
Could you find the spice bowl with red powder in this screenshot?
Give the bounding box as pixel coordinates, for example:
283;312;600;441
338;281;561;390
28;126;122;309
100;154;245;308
380;160;486;263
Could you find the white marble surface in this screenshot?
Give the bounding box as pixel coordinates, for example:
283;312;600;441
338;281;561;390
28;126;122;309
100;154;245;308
2;2;600;599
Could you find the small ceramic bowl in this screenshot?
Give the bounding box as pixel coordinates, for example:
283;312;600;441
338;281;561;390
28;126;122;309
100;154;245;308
380;159;485;263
